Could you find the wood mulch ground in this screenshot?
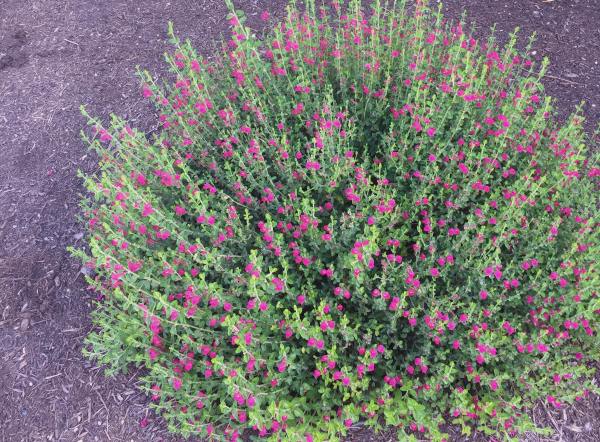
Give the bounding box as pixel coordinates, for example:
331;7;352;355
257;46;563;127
1;1;598;440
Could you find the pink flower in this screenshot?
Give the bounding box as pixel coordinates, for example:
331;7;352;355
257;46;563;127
272;277;285;292
412;119;422;132
136;173;147;186
292;102;304;115
142;203;154;217
172;378;182;391
489;379;499;391
150;316;160;334
99;130;112;142
305;161;321;170
127;261;142;273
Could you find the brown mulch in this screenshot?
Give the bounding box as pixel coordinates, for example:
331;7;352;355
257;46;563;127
0;1;598;441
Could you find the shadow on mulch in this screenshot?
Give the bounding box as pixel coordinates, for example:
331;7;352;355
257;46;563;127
0;0;598;441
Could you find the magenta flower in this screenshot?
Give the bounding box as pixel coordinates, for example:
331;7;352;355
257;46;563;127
141;203;154;217
127;261;142;273
272;277;285;292
172;378;182;391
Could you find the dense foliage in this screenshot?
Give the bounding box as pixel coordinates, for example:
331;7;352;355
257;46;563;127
73;0;600;440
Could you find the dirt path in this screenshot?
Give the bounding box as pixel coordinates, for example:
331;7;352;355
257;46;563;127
0;1;598;441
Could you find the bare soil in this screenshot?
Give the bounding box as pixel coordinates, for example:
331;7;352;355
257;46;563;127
0;1;598;441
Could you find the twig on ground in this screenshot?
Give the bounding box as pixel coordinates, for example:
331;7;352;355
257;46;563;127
545;74;581;85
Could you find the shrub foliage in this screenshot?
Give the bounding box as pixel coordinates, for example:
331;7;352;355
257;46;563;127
74;0;599;440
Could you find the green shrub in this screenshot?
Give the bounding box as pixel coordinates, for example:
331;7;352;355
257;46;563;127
72;0;599;440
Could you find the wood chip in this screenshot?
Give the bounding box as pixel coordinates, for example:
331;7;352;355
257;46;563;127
20;318;30;331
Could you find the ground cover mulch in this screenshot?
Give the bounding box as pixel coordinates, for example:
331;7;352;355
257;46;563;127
1;1;599;440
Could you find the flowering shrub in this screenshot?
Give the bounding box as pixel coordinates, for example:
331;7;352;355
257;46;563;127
72;0;600;440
